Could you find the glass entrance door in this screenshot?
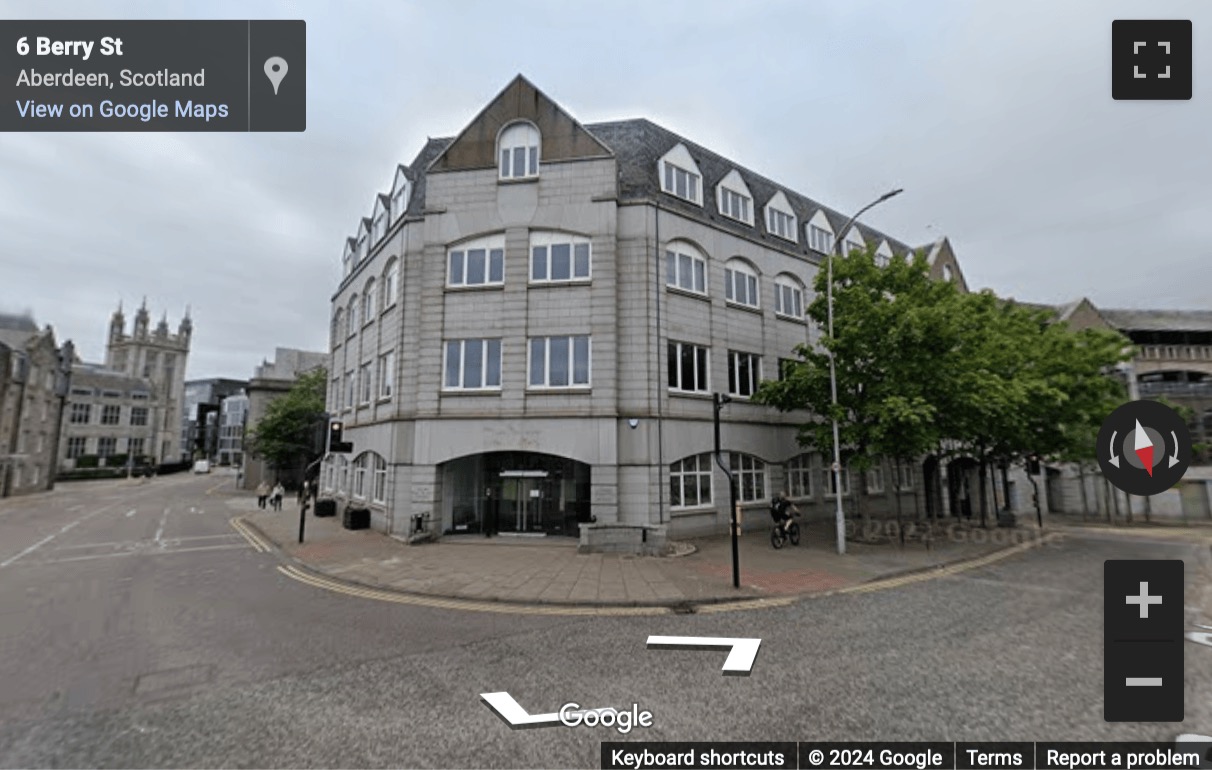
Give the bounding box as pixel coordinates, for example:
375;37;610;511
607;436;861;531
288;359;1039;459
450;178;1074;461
499;472;548;534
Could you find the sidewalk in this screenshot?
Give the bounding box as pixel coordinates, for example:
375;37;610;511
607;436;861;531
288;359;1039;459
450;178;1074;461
225;492;1054;607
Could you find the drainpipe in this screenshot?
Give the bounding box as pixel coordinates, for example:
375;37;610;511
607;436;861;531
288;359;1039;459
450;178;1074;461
654;203;665;525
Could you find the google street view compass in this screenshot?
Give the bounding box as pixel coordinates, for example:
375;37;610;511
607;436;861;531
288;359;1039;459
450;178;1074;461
1097;399;1191;496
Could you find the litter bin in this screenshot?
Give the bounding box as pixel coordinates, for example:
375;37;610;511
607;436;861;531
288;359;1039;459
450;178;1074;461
314;498;336;517
343;507;370;530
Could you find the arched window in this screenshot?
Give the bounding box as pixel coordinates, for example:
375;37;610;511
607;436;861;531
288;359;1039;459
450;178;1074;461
785;454;813;500
774;275;804;319
665;241;707;295
352;453;368;499
363;278;376;324
331;308;343;347
670;453;713;509
382;258;399;308
448;234;506;287
499;122;540;180
372;454;387;504
724;258;759;308
729;452;767;503
347;296;358;337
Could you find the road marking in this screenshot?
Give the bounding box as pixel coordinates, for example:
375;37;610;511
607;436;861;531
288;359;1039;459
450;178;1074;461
154;507;169;547
204;479;228;496
230;518;270;552
35;544;248;565
0;502;117;567
646;636;761;675
125;509;136;518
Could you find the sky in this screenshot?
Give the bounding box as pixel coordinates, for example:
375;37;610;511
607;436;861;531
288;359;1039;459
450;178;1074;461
1;0;1209;380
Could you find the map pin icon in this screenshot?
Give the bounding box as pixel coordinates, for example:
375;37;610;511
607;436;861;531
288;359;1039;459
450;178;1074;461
264;57;288;95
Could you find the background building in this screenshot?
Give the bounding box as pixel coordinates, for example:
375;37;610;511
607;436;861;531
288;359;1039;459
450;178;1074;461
58;301;191;471
0;313;72;497
218;391;249;467
240;347;327;491
319;75;986;548
181;378;247;462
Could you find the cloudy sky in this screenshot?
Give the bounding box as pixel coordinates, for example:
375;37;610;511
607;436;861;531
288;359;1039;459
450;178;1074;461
2;0;1208;379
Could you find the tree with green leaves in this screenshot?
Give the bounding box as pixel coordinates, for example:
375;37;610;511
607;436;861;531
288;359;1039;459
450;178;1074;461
244;368;328;486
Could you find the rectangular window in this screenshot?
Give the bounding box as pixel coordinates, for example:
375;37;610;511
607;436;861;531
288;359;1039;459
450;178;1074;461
663;162;699;203
786;455;812;499
131;391;149;400
724;267;758;307
809;225;834;254
98;437;117;457
727;351;761;398
70;403;90;424
670;453;713;509
665;249;707;294
531;238;591;283
824;467;851;497
101;404;121;425
448;241;505;287
667;342;709;393
720;187;751;222
895;462;915;491
67;436;87;459
768;209;795;240
373;457;387;503
353;459;366;499
529;336;590;388
346;371;356;408
866;467;885;494
443;339;502;390
360;362;372;404
379;351;394;398
128;438;144;458
130;406;148;426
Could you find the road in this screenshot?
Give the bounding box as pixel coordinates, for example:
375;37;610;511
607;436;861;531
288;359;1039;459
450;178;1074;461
0;473;1209;768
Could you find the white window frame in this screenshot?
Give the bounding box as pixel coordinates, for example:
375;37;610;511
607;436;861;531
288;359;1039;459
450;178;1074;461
767;207;797;242
808;224;834;254
824;467;852;498
360;362;372;405
665;243;707;295
69;403;90;424
130;406;148;426
786;454;812;500
347;296;358;337
353;455;367;500
357;230;368;261
670;453;713;510
447;236;505;288
528;336;591;389
391;171;409;223
729;452;768;503
774;276;804;319
331;309;343;348
727;350;762;398
66;436;87;459
498;122;540;180
383;259;399;308
719;187;752;224
363;279;376;325
667;341;710;394
724;260;759;308
372;212;386;244
895;461;915;491
101;404;121;425
661;161;701;204
866;466;885;494
443;339;503;391
345;370;356;410
378;351;394;399
372;455;387;504
943;264;954;281
98;436;117;457
530;232;592;283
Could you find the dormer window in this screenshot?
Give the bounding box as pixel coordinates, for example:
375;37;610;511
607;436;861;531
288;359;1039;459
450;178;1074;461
391;169;410;222
658;144;703;205
764;192;797;242
943;264;954;281
715;170;753;225
372;211;386;244
843;229;865;255
356;232;368;261
499;122;540;180
342;241;354;277
808;225;833;253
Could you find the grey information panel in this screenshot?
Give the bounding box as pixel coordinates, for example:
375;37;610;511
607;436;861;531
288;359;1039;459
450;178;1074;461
1;20;305;131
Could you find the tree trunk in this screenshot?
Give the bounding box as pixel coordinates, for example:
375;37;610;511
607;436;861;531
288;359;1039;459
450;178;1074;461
895;458;905;546
1079;463;1089;521
978;456;989;528
1111;481;1121;522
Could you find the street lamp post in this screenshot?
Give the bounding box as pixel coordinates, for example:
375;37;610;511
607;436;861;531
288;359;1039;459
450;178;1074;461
712;393;739;588
820;188;904;555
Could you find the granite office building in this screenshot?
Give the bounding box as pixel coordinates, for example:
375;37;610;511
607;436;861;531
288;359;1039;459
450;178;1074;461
321;76;969;545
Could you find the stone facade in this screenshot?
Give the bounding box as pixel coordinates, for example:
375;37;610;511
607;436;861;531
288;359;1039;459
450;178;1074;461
0;314;72;497
239;347;328;491
319;75;1019;550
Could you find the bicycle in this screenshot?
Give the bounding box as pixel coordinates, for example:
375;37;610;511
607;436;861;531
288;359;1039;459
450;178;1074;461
770;516;800;548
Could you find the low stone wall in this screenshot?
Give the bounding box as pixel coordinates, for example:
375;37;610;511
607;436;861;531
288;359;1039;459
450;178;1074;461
578;523;669;556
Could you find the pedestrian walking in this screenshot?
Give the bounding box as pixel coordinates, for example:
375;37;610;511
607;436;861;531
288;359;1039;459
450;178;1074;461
271;482;285;511
255;480;270;509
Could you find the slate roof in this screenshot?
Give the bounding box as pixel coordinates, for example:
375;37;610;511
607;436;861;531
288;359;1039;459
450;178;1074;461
0;314;44;351
582;118;916;259
1099;309;1212;332
70;361;150;390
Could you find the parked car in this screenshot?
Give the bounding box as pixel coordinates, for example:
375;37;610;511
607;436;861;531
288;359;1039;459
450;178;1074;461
192;460;211;474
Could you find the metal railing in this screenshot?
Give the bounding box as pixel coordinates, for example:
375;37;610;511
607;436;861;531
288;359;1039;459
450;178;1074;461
1139;345;1212;361
1138;380;1212;397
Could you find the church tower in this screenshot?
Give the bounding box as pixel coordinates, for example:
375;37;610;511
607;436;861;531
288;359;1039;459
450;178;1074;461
104;299;192;463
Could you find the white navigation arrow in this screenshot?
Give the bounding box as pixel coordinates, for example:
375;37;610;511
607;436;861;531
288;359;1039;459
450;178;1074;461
1169;430;1181;468
480;692;562;728
1109;430;1120;468
1186;631;1212;648
646;635;762;675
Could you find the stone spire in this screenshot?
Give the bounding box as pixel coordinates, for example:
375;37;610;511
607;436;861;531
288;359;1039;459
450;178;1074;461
134;296;149;337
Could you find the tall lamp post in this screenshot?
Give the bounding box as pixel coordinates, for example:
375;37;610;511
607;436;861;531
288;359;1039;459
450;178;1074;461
712;393;739;588
821;188;904;555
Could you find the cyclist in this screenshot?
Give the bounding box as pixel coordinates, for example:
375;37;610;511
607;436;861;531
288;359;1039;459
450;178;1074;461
770;491;799;539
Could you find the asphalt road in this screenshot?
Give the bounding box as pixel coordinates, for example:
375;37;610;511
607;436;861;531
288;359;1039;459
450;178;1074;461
0;473;1209;769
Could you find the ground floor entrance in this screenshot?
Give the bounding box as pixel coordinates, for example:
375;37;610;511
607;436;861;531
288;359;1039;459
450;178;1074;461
442;452;592;537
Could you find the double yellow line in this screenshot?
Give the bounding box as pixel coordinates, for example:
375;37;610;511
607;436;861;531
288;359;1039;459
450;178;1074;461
229;517;271;553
